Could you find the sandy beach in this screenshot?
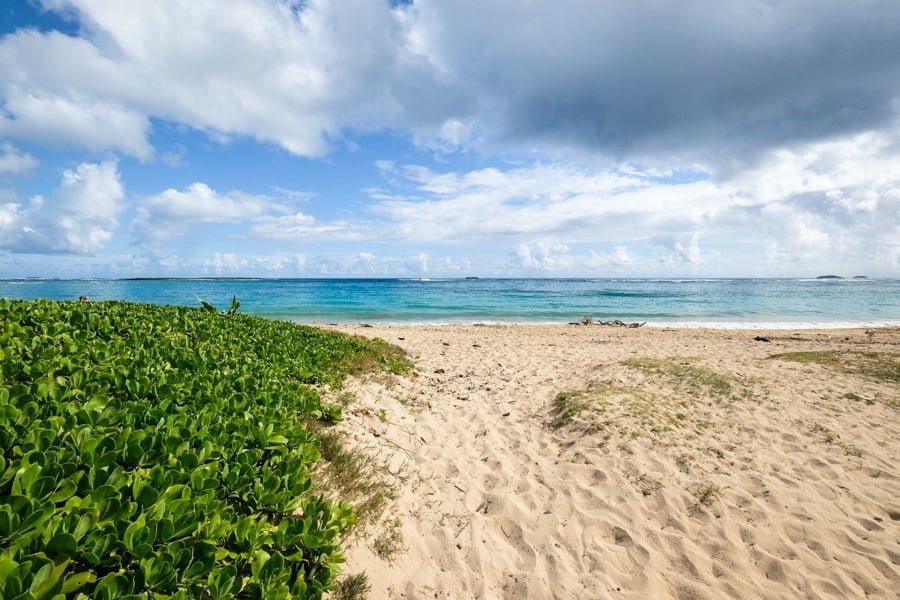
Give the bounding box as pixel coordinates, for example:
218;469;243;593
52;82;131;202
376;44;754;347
327;324;900;600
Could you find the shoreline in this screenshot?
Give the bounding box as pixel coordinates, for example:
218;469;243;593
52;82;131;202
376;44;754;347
330;324;899;599
309;320;900;330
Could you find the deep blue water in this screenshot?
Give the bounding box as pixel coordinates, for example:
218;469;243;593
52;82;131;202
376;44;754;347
1;278;898;328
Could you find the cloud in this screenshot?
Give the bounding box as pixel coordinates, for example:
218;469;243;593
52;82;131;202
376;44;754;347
0;161;123;253
121;123;900;276
586;246;632;269
0;86;153;159
247;212;358;241
366;127;900;275
370;162;719;244
514;242;573;272
0;0;458;158
0;142;39;174
133;182;284;243
2;1;897;165
403;0;900;165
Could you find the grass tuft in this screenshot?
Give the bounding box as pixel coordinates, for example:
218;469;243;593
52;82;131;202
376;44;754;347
372;517;406;561
333;573;371;600
689;482;724;514
550;391;593;428
621;357;734;398
312;428;397;530
769;350;899;385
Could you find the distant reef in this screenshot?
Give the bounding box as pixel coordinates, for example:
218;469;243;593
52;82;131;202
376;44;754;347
816;275;843;279
852;275;868;279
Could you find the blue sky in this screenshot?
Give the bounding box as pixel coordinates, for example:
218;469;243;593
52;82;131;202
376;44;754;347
1;0;899;278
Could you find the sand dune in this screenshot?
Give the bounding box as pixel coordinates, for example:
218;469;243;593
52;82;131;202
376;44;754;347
328;325;900;599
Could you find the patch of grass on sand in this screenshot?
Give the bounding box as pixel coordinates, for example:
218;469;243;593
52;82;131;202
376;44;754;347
621;357;735;398
549;383;697;441
626;471;663;497
769;350;899;385
550;391;594;428
333;573;371;600
312;427;398;531
808;422;863;457
372;517;406;561
689;482;724;514
345;336;412;376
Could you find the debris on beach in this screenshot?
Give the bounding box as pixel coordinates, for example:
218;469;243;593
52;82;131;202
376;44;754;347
569;317;646;328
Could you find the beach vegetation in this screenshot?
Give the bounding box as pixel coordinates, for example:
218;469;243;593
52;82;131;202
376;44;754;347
371;517;405;561
0;299;409;599
549;383;694;442
332;573;370;600
312;429;396;531
621;357;734;398
768;350;899;385
626;471;662;497
550;391;593;428
842;391;875;405
808;422;863;457
689;482;723;513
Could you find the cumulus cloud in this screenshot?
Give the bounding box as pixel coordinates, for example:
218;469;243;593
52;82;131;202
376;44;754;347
0;0;459;158
0;161;123;253
367;127;900;275
0;142;39;174
370;162;721;244
514;242;574;272
120;123;900;276
133;183;285;243
2;0;897;164
133;181;364;249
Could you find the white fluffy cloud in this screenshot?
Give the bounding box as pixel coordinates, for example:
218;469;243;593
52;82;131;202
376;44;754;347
0;0;456;158
364;129;900;275
0;161;123;253
0;142;39;174
2;0;897;163
123;126;899;276
134;182;361;249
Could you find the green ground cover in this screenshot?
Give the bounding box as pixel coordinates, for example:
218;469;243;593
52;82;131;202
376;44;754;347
0;299;406;599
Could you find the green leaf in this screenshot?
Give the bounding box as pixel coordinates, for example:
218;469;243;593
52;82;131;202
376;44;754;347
61;571;96;594
251;549;270;580
49;479;77;504
29;558;70;600
265;435;288;446
0;557;19;586
136;485;159;508
46;533;77;556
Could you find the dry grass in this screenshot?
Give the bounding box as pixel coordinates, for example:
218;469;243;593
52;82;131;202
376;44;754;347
549;382;707;445
769;350;899;385
621;357;736;398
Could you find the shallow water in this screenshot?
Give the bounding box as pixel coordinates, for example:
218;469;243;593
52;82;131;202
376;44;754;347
1;277;898;327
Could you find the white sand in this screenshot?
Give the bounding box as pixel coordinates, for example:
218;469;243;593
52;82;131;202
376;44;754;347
329;325;899;599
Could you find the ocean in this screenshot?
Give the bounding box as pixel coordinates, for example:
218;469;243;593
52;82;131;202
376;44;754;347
1;277;898;328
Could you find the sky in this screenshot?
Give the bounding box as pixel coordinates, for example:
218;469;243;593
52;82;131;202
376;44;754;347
1;0;899;279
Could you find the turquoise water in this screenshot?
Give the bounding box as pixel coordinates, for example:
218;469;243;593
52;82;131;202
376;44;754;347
1;278;898;328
